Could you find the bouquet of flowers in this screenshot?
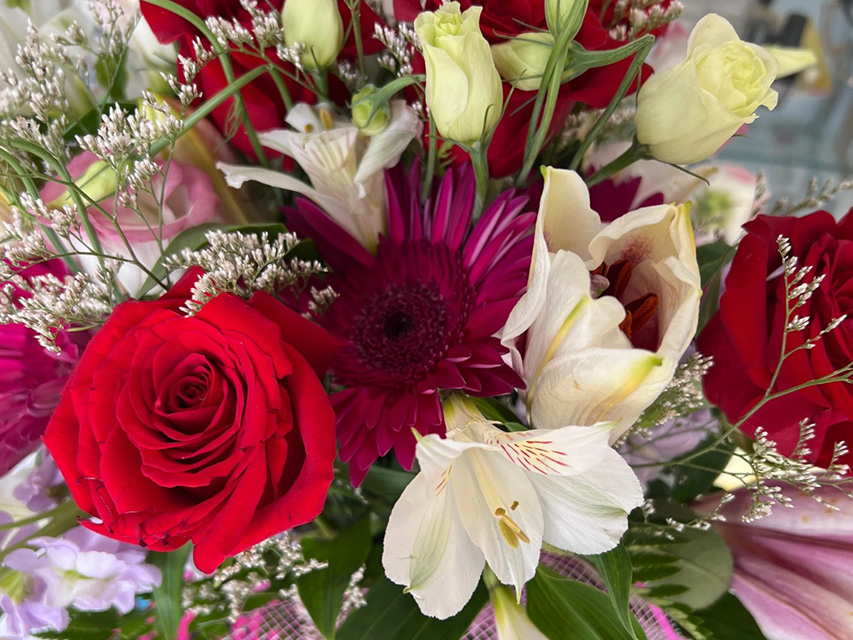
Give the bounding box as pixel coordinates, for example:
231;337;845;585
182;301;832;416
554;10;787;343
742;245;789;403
0;0;850;638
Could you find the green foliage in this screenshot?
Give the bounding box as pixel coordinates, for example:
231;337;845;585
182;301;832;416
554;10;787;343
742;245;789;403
585;545;648;640
689;593;767;640
149;543;192;640
297;517;373;639
35;606;155;640
526;566;646;640
669;435;735;503
696;242;735;289
625;504;733;611
336;577;488;640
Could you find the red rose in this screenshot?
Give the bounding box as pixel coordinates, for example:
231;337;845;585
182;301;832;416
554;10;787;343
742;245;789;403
396;0;650;177
698;210;853;471
140;0;384;159
43;269;340;572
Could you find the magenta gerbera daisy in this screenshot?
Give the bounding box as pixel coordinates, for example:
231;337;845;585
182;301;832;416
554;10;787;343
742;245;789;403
286;163;535;484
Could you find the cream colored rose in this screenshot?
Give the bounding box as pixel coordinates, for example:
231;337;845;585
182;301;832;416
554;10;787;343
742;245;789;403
635;14;780;165
282;0;344;70
491;32;556;92
414;2;503;146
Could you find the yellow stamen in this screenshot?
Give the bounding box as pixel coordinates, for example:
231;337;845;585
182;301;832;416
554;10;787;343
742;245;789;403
494;507;530;548
319;108;334;131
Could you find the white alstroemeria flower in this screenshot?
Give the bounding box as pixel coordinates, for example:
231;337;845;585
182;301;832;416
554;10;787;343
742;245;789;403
382;396;643;620
502;168;700;440
490;581;548;640
218;101;422;253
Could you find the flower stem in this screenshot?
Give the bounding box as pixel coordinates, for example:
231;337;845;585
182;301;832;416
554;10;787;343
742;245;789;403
569;34;655;172
584;137;647;187
422;114;438;204
0;501;84;562
471;142;490;221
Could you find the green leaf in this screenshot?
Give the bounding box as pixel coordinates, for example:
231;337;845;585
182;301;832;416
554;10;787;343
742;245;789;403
297;517;373;639
626;506;733;610
336;577;487;640
696;242;735;289
135;222;290;297
359;465;415;502
585;545;647;640
469;396;523;425
149;543;192;640
692;593;767;639
527;566;645;640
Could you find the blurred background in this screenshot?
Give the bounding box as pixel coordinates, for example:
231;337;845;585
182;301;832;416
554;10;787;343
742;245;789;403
682;0;853;215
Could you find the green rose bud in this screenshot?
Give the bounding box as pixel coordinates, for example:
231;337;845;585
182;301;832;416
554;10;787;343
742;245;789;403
491;31;558;92
282;0;344;71
414;2;503;146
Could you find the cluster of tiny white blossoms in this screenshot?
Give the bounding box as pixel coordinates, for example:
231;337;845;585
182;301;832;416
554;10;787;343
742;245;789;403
633;353;714;433
605;0;684;41
184;533;330;623
164;230;331;315
374;23;418;77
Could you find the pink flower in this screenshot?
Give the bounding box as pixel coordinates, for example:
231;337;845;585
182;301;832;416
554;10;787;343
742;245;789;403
286;163;534;484
704;484;853;640
40;152;221;296
0;260;78;476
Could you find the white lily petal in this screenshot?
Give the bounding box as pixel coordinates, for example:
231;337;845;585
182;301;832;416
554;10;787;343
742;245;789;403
453;452;543;595
530;348;665;433
532;446;644;554
414;430;486;483
383;471;485;620
217;163;321;200
539;168;601;260
523;250;626;396
473;422;617;477
354;101;422;190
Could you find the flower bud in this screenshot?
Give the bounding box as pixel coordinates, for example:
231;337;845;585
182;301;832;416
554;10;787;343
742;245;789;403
491;32;558;92
351;85;391;136
545;0;588;35
414;2;503;146
635;14;780;165
282;0;344;71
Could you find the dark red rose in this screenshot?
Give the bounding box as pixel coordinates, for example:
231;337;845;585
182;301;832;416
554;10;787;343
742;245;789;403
698;210;853;471
43;268;340;572
140;0;385;159
397;0;651;177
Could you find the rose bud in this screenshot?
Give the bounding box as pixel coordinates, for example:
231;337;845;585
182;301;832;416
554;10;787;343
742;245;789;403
282;0;345;71
414;2;503;146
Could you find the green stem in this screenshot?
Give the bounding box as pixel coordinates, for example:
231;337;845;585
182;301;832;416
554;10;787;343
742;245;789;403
471;143;490;221
143;0;270;166
0;501;84;562
311;71;331;102
422;114;438;204
569;34;655;171
347;0;367;79
584;137;647;187
150;65;267;156
268;67;295;111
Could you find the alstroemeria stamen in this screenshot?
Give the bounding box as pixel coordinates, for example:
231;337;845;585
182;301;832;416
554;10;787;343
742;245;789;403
494;505;530;548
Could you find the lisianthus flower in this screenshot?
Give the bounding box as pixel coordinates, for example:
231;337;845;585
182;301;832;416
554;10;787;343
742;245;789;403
382;396;643;619
502;168;701;440
219;101;422;253
287;163;534;483
39;151;222;296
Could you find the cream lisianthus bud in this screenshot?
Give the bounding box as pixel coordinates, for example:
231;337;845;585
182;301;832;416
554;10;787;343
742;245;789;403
491;32;556;92
414;2;503;146
545;0;587;34
635;14;780;165
282;0;344;70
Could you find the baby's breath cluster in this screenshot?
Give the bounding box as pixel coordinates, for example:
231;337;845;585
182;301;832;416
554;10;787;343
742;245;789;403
374;23;417;77
164;230;329;315
604;0;684;41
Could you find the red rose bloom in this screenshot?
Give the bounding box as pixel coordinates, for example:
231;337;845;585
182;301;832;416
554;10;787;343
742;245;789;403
43;269;339;572
698;210;853;471
395;0;651;177
141;0;384;159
